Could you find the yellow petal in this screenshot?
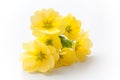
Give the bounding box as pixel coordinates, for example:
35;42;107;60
47;46;59;63
76;53;87;62
32;30;45;37
22;57;39;73
20;52;35;61
34;41;50;55
22;41;34;51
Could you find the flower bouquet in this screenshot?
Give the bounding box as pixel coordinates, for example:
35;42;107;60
20;8;92;73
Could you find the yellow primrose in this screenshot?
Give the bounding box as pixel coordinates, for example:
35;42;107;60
74;31;92;62
31;8;65;35
20;41;55;73
37;34;62;51
55;48;76;67
64;14;81;40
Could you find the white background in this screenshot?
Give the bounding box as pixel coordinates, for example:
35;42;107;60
0;0;120;80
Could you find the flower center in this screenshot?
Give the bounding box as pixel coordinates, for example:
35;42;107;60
59;54;63;59
46;39;52;45
38;52;46;61
44;22;52;29
75;42;81;51
66;26;72;33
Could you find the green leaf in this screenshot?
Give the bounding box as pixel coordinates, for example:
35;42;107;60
59;36;72;48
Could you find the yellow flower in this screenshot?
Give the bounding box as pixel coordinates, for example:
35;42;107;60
74;31;92;62
31;8;65;35
55;48;76;67
20;41;55;73
37;34;62;51
64;14;81;40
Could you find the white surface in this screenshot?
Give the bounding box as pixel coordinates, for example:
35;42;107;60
0;0;120;80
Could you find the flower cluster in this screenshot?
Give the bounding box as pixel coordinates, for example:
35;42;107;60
20;8;92;73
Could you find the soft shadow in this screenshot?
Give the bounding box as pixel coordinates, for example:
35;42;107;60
46;55;96;76
21;53;100;80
